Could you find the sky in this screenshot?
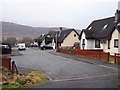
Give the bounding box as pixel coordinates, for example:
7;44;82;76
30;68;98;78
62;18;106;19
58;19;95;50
0;0;119;30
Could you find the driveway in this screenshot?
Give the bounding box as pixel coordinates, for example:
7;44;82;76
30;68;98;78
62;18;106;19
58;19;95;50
11;48;118;88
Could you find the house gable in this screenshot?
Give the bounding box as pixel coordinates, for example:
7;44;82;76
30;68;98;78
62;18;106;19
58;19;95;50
58;29;79;43
103;29;119;55
61;30;80;47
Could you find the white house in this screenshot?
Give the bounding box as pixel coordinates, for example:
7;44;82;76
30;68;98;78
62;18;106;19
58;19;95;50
79;16;120;55
58;29;80;48
79;17;115;51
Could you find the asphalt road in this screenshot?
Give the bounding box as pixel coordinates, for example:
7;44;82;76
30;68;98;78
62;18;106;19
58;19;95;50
11;48;118;88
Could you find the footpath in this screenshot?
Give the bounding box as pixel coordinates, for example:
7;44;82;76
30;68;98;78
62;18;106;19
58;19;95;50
48;50;118;70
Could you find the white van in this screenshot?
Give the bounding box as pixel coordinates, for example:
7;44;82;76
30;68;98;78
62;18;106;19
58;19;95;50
17;43;26;50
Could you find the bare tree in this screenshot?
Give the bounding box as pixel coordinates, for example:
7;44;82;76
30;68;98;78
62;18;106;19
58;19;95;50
2;37;17;45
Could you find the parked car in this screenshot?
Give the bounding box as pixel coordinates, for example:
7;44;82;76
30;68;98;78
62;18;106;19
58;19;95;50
17;43;26;50
40;45;53;50
0;44;11;54
30;42;38;47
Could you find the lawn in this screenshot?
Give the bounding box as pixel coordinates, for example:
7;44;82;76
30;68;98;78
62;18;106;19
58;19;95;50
108;55;119;63
109;56;115;63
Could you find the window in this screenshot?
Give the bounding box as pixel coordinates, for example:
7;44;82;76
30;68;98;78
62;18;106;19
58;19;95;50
95;39;100;48
114;39;119;48
82;39;85;50
108;40;110;49
102;24;108;30
88;27;92;30
74;34;76;37
82;39;85;45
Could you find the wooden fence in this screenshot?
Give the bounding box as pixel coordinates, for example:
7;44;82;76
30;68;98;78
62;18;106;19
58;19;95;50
1;55;18;73
58;48;110;61
1;56;11;70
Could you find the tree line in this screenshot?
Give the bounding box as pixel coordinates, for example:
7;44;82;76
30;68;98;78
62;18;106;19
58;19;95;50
2;37;36;46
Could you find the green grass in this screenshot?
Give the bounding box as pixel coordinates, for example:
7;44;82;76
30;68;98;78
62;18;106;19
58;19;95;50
2;83;23;89
30;70;49;83
109;56;115;63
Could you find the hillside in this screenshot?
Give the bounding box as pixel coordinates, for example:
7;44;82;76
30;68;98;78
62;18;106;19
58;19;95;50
1;21;61;40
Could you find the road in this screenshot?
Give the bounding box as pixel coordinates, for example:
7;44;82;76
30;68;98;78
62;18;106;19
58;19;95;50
11;48;118;88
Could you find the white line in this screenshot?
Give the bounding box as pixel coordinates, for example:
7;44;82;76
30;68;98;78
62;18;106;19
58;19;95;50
99;65;118;70
53;74;113;82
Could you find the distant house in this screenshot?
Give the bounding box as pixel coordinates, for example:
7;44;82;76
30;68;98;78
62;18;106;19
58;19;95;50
79;16;120;55
45;31;58;49
37;31;58;49
58;29;80;48
37;34;47;47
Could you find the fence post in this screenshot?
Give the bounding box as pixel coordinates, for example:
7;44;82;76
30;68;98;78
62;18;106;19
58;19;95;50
9;58;11;71
12;61;18;74
114;53;117;63
107;52;110;62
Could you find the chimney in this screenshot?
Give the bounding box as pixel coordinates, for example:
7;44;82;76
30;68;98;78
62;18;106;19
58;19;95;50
115;1;120;27
60;27;63;31
118;1;120;10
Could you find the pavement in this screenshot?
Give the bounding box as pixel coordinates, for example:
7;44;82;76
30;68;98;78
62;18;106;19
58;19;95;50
48;50;118;69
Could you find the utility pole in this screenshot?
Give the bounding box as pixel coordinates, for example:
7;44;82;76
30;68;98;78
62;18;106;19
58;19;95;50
55;32;57;52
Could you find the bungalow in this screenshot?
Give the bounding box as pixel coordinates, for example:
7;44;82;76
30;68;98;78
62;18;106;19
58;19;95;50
79;16;120;55
58;29;80;48
45;31;58;49
80;17;115;50
37;31;59;49
37;34;47;47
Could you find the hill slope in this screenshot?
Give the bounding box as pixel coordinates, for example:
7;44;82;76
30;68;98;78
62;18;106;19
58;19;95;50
1;21;60;39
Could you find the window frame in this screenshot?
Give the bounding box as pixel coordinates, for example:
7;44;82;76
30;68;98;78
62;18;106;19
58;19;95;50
95;39;101;48
108;40;110;49
114;39;119;48
74;34;76;37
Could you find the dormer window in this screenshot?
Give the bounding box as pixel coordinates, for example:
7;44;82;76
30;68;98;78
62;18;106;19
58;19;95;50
88;27;92;30
64;34;66;37
102;24;108;30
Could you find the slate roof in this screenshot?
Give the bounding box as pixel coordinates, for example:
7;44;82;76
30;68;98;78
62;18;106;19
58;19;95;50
58;29;79;43
37;34;47;43
80;16;116;39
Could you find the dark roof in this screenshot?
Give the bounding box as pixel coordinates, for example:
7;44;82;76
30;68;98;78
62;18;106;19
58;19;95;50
37;34;47;43
80;16;116;39
58;29;79;43
117;25;120;32
45;31;59;44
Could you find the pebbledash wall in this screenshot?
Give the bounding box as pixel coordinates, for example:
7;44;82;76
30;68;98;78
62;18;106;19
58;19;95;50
103;29;119;55
61;30;80;47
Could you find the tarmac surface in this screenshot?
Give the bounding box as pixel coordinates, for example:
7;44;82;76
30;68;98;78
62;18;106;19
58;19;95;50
11;48;118;88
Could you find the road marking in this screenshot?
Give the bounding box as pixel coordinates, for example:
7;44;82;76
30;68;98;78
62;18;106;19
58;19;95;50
53;74;115;82
99;65;118;71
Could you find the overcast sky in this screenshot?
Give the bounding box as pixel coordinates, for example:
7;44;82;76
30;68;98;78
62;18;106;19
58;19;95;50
0;0;119;30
